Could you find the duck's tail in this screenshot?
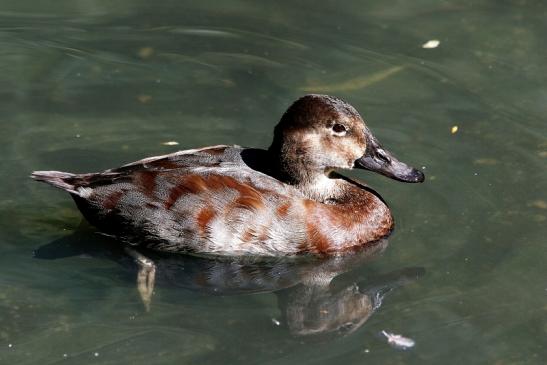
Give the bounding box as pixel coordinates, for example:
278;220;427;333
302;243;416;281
31;171;79;194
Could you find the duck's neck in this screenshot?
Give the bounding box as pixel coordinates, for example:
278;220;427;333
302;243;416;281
267;144;342;203
294;172;344;203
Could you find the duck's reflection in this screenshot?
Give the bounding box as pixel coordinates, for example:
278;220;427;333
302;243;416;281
35;228;424;337
278;266;421;337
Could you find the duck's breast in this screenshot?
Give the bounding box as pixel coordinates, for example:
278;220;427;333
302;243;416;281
296;182;393;254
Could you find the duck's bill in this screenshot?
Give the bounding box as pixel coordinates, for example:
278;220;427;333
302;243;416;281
354;137;425;183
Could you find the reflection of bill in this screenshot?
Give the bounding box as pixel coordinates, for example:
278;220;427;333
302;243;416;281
35;232;424;338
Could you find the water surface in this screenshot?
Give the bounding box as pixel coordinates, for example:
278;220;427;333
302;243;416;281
1;1;547;364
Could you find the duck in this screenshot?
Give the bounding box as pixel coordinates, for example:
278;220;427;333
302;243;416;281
32;94;424;256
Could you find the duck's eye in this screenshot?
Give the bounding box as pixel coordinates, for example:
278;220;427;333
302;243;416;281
332;123;347;134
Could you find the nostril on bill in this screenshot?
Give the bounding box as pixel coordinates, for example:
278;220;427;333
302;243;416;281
376;149;391;163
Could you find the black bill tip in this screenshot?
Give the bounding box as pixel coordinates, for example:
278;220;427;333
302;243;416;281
398;168;425;183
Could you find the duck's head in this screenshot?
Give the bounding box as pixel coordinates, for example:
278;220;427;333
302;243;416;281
269;94;424;184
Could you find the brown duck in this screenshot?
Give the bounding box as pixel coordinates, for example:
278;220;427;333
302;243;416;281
32;94;424;256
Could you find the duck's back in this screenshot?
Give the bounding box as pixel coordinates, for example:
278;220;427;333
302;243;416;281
33;145;310;255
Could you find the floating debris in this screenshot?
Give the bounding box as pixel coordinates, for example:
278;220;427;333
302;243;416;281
94;352;100;357
221;79;236;87
528;200;547;209
422;39;440;49
162;141;179;146
138;47;154;59
271;318;281;326
137;95;152;104
381;330;415;350
451;125;459;134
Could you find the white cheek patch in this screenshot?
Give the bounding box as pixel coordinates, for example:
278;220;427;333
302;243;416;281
337;140;366;170
300;132;365;170
303;133;339;167
352;142;367;159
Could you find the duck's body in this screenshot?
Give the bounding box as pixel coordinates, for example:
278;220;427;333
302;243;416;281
32;95;424;256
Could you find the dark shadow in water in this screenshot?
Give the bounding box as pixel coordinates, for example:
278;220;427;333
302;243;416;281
34;226;424;338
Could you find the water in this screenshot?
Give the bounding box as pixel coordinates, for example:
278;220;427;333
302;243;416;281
1;0;546;363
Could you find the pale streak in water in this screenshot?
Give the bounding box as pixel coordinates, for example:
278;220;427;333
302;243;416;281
301;65;404;92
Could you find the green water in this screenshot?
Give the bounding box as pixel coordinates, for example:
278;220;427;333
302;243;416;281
1;0;547;363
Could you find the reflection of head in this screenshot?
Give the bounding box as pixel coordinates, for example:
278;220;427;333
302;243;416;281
284;283;374;337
